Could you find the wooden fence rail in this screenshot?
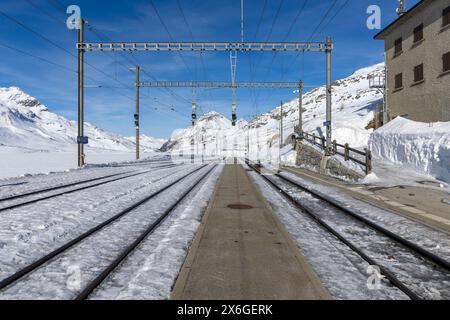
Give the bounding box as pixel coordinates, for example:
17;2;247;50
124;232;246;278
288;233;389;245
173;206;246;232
294;127;372;174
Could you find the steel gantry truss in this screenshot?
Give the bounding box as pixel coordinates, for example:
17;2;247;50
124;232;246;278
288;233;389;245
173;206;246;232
77;41;330;52
137;80;304;155
76;20;333;166
138;81;300;89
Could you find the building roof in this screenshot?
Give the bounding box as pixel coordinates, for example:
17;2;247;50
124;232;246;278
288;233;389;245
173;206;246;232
374;0;429;39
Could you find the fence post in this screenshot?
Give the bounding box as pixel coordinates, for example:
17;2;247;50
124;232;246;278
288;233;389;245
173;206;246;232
365;148;372;174
321;136;325;149
312;133;316;146
344;143;349;161
332;140;337;154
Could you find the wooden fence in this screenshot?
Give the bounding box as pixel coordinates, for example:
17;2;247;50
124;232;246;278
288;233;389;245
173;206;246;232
295;128;372;175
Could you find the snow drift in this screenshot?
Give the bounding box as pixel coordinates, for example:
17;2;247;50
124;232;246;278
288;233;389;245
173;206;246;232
369;117;450;183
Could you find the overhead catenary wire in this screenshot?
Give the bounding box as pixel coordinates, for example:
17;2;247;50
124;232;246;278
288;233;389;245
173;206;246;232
175;0;215;113
37;0;190;108
0;8;136;102
251;0;309;116
46;0;192;107
0;42;75;75
274;0;342;88
149;0;196;80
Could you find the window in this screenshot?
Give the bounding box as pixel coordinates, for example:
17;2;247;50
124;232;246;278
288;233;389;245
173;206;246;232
394;37;403;56
414;64;424;82
395;73;403;89
413;24;423;43
443;6;450;27
443;52;450;72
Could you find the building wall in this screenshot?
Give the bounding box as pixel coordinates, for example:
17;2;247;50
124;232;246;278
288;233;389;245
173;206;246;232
384;0;450;122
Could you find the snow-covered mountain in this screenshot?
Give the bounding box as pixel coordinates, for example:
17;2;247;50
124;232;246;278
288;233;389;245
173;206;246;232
125;135;166;152
165;63;385;158
0;87;165;152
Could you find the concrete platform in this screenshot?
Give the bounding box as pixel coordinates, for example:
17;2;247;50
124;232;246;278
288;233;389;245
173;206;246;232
171;164;330;300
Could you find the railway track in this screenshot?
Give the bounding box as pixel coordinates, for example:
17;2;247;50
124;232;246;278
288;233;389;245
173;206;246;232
0;163;217;299
246;160;450;300
0;163;180;213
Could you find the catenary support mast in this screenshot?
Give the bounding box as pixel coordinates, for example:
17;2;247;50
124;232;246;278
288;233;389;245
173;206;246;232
77;19;85;167
135;65;140;160
298;80;303;139
325;36;333;154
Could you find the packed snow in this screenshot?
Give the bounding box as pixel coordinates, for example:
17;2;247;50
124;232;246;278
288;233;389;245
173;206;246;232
0;162;221;299
369;117;450;183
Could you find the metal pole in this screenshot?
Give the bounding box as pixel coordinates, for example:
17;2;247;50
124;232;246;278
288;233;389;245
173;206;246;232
241;0;244;42
280;101;283;147
191;137;194;164
325;36;332;155
383;52;389;125
135;65;140;160
298;80;303;138
77;19;85;167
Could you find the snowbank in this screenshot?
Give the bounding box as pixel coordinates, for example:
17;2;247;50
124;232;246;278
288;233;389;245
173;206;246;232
368;117;450;183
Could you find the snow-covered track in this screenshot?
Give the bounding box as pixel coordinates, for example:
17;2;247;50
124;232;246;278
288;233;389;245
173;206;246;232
0;164;179;213
110;160;179;168
246;160;450;300
76;163;217;300
0;163;215;297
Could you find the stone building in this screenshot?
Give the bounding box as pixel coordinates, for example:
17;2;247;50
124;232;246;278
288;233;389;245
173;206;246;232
375;0;450;122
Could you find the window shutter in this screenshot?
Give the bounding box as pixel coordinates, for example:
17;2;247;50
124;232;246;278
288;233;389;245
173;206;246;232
413;24;423;43
394;37;402;55
443;6;450;26
414;64;424;82
395;73;403;89
443;52;450;72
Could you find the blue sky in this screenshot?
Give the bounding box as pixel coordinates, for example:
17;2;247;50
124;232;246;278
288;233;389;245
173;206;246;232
0;0;420;139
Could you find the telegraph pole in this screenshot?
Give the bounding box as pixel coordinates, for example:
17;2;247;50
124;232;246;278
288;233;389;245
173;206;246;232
325;36;333;155
77;19;85;167
298;80;303;139
135;65;140;160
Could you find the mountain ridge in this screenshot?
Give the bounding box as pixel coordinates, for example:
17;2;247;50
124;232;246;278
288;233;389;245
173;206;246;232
0;87;165;152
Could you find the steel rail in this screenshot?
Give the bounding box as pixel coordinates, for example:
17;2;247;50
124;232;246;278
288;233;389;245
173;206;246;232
245;160;421;300
0;163;177;203
275;171;450;272
0;164;178;213
75;163;217;300
0;164;209;291
0;171;132;203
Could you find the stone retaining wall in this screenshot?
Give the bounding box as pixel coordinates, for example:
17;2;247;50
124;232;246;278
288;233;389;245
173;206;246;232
295;141;363;181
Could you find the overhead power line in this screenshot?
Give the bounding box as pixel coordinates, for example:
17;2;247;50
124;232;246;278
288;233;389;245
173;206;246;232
0;8;135;101
312;0;350;40
0;42;74;73
286;0;340;80
307;0;338;41
175;0;214;111
265;0;285;42
149;0;195;80
46;0;191;105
